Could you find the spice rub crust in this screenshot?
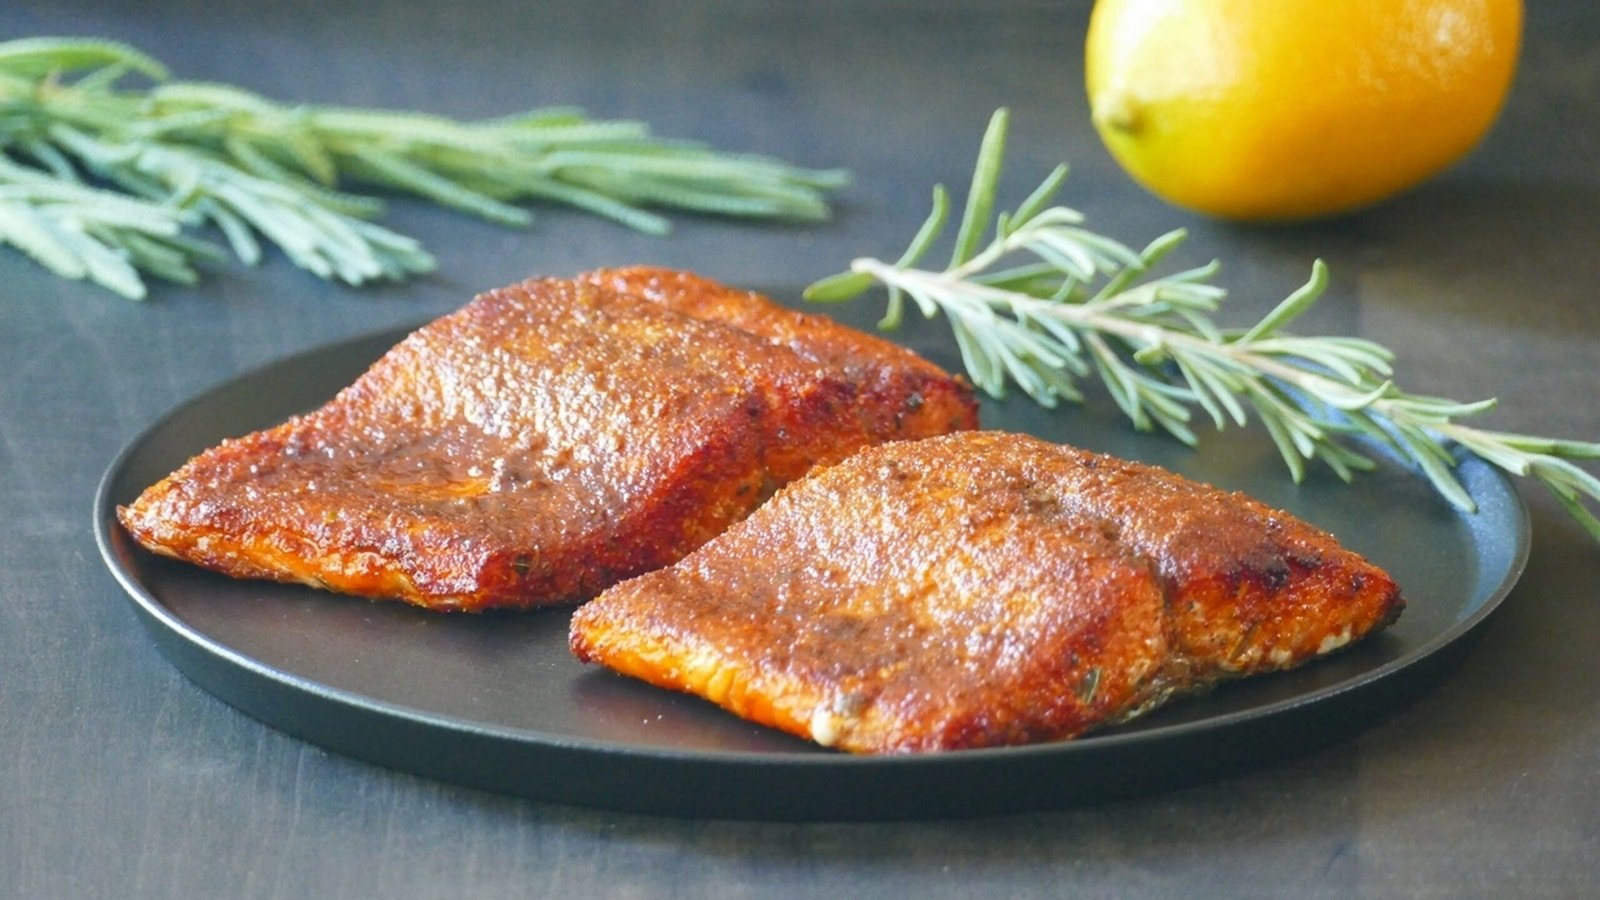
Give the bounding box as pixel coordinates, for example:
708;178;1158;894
570;431;1404;752
118;274;977;611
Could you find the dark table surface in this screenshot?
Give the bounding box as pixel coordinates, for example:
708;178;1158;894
4;1;1597;897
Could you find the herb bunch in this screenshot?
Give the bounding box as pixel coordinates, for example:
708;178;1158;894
807;109;1600;539
0;37;847;298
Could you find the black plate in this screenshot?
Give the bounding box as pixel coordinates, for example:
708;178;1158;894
93;295;1530;821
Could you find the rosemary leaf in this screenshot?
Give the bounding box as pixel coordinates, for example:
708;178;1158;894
1236;259;1329;343
948;108;1008;268
0;37;167;81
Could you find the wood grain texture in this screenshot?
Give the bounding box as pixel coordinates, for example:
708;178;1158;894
2;1;1597;897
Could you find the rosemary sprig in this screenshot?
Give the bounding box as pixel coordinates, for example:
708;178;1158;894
807;109;1600;540
0;37;847;298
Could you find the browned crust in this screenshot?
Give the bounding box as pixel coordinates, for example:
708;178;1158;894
118;273;978;611
579;266;979;470
570;431;1405;753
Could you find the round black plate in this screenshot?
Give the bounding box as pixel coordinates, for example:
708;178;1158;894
93;298;1529;821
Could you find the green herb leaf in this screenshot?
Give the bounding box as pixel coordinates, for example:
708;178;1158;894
948;108;1008;268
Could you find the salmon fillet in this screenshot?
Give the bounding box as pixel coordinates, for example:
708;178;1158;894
570;431;1405;753
117;273;977;611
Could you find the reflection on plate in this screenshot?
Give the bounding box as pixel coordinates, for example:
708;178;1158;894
93;291;1529;821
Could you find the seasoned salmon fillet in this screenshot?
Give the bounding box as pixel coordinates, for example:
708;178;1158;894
117;274;977;611
570;431;1405;753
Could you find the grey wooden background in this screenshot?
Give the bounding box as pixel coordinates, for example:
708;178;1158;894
2;2;1596;897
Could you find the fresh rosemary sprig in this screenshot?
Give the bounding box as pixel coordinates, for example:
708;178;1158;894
0;37;847;298
807;109;1600;539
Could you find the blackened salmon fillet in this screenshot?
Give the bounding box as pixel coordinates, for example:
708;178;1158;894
570;431;1404;753
117;272;977;611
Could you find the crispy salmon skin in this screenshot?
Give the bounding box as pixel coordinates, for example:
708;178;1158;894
569;431;1404;753
117;273;977;611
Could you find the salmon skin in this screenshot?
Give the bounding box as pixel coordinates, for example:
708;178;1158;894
570;431;1405;753
117;270;977;611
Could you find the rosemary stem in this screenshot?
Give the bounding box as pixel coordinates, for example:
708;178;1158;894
0;36;847;296
857;258;1394;405
817;109;1600;539
849;257;1530;502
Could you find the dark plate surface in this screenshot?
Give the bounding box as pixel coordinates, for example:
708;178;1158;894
93;290;1530;821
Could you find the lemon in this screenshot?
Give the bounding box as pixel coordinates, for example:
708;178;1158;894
1085;0;1523;221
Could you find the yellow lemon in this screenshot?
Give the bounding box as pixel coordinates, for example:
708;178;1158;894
1085;0;1523;220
